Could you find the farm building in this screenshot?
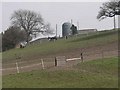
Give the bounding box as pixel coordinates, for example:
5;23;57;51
62;22;72;37
29;37;48;45
77;29;97;34
62;22;78;37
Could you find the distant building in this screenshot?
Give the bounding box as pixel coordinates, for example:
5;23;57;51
62;22;78;37
62;22;72;37
29;37;48;45
77;29;97;34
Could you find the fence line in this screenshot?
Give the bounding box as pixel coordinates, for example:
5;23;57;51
66;58;81;61
2;49;118;75
3;49;118;66
20;63;41;69
3;49;117;66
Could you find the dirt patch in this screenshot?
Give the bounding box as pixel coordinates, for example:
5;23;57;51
46;41;118;58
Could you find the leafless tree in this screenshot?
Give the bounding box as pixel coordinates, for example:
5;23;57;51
42;23;55;36
11;9;45;42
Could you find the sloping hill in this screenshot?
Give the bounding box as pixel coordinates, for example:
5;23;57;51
2;29;118;63
2;29;118;88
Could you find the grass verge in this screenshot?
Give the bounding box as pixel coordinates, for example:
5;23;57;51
2;57;118;88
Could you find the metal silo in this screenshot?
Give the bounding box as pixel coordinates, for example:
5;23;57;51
62;22;72;37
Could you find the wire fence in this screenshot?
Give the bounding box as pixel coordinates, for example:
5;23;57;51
2;49;118;75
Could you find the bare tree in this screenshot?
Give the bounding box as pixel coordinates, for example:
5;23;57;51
97;0;120;20
11;9;45;42
42;23;55;36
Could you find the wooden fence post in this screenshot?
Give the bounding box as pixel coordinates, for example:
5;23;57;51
81;52;83;62
16;61;20;73
55;57;57;66
41;59;45;69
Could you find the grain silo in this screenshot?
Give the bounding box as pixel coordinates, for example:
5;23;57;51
62;22;72;37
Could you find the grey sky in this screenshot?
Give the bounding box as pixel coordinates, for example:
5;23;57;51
1;2;118;36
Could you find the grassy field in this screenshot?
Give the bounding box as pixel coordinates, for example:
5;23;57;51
2;57;118;88
2;29;118;63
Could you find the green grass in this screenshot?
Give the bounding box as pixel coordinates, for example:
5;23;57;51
2;29;118;63
2;57;118;88
72;29;118;42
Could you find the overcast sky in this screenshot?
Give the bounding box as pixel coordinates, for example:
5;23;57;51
1;1;119;36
